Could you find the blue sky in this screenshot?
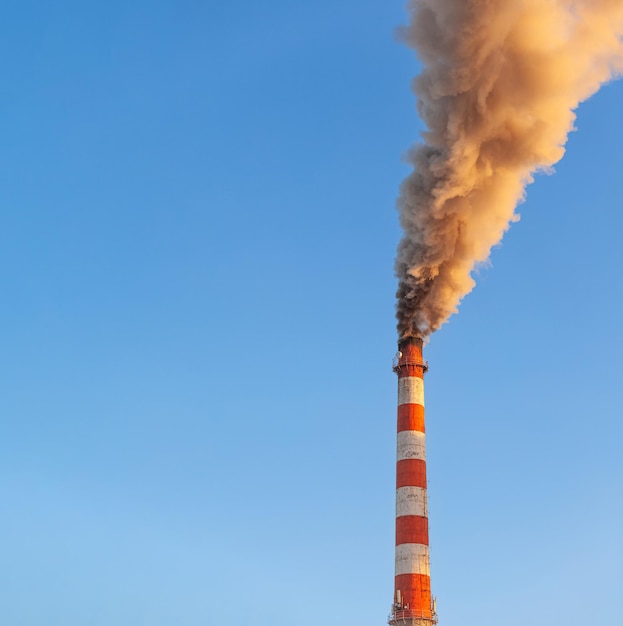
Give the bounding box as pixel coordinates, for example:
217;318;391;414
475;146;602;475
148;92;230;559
0;2;621;625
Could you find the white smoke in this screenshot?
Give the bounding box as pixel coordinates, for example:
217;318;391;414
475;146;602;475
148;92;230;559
396;0;623;338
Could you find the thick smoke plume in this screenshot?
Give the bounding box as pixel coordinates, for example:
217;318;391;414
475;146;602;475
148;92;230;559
396;0;623;339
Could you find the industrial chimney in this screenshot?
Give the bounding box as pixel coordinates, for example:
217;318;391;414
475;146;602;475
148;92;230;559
389;337;437;626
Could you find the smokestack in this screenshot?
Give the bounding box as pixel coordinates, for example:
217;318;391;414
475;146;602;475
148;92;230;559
389;337;436;626
387;3;623;623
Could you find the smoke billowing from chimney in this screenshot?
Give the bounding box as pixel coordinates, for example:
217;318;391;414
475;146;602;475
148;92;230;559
396;0;623;339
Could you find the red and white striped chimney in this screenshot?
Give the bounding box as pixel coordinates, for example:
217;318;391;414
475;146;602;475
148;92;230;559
389;337;437;626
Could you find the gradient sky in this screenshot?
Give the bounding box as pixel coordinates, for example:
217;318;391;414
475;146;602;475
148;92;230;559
0;2;621;626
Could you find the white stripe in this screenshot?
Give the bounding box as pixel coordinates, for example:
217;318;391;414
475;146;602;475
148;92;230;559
398;377;424;406
395;544;430;577
396;486;428;518
397;430;426;462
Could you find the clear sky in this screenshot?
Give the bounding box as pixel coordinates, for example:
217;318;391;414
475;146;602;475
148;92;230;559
0;2;621;625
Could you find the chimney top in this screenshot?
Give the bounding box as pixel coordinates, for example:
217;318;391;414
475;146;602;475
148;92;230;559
398;336;423;352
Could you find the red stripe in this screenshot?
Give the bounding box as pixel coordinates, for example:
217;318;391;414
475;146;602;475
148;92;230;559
397;404;425;433
395;515;429;546
396;459;427;489
394;573;432;613
396;339;425;379
398;339;423;360
397;366;424;379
